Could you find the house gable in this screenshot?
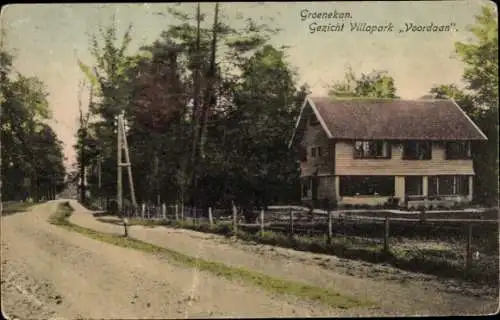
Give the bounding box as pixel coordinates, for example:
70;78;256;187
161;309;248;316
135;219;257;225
288;97;332;149
303;97;488;141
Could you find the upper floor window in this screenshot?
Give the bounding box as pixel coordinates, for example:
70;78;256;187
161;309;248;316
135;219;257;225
310;146;322;158
445;141;471;159
403;141;432;160
354;141;390;159
309;114;319;126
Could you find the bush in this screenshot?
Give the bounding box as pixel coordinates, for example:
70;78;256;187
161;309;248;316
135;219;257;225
214;223;233;236
437;204;447;210
384;197;400;209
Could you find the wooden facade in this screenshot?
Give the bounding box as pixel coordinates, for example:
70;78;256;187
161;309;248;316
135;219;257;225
295;101;477;207
335;141;474;176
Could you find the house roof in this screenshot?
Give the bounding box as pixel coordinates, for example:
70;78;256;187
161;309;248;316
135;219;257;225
289;96;488;147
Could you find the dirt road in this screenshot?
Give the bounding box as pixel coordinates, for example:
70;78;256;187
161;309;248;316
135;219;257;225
1;201;498;318
1;201;351;319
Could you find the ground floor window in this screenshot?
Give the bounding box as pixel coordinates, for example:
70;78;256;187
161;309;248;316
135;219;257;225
339;176;395;197
405;176;423;196
428;175;470;196
301;177;311;198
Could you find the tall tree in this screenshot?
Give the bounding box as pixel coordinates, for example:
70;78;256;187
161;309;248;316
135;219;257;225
77;17;139;206
1;32;66;202
206;44;307;217
75;4;302;214
455;6;498;107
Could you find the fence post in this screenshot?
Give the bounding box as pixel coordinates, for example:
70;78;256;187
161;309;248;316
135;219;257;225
384;214;390;253
193;207;197;226
209;207;214;226
141;203;145;219
162;203;166;220
232;201;238;236
328;209;333;245
260;209;264;236
175;204;179;221
123;217;128;237
181;204;184;221
465;223;473;277
289;208;294;238
419;208;426;223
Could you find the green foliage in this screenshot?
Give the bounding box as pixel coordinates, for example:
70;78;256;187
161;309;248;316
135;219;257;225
77;5;306;210
1;39;66;201
1;201;37;216
454;6;498;107
329;67;399;99
430;5;498;206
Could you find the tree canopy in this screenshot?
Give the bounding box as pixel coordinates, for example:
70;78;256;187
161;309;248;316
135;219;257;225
1;30;66;203
328;67;399;99
75;4;307;215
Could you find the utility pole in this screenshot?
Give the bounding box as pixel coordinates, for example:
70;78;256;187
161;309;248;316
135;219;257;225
120;114;137;207
117;113;137;213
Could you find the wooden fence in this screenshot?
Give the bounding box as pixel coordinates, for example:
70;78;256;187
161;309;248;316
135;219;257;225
120;203;498;277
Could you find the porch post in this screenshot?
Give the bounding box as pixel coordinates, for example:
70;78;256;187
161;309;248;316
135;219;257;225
395;176;405;205
334;176;340;200
468;176;473;201
422;176;429;197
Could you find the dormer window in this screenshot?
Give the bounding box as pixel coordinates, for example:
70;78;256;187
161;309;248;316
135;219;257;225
309;114;319;126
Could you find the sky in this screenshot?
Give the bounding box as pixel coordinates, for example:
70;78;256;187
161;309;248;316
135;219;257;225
0;1;495;168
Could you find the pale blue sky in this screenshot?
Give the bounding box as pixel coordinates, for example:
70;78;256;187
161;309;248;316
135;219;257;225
0;1;495;167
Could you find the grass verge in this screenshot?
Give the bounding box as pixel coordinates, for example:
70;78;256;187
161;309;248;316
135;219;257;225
110;217;498;285
50;202;372;309
2;201;40;216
